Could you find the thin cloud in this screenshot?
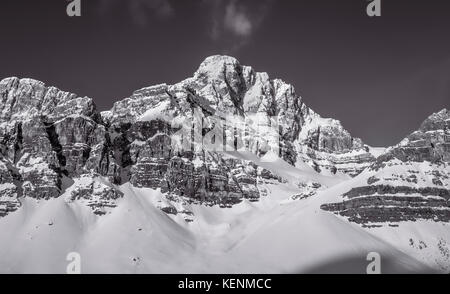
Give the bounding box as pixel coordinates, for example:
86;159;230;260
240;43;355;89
99;0;174;26
203;0;274;51
97;0;271;51
224;1;252;37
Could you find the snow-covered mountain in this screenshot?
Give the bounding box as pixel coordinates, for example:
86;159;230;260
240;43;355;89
0;55;448;273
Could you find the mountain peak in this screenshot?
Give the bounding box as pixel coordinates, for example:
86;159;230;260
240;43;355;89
199;55;240;68
433;108;449;118
418;108;450;133
0;76;46;88
0;76;19;85
194;55;251;82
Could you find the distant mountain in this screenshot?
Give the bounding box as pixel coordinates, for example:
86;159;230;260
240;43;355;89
0;56;448;273
322;109;450;224
321;109;450;271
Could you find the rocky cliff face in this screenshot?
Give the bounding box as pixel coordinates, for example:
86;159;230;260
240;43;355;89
295;111;375;176
378;109;450;164
0;56;389;218
100;56;375;207
321;109;450;226
0;77;119;215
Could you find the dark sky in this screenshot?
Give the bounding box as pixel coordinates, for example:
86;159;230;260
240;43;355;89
0;0;449;147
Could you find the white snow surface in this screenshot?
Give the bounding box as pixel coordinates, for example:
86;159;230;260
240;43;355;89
0;152;446;274
368;147;387;158
138;100;173;123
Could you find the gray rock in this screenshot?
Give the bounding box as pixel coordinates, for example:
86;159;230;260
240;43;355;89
321;109;450;225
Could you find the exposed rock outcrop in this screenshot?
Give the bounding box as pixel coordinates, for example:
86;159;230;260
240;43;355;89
321;109;450;225
296;111;375;176
67;175;123;215
0;77;119;215
376;109;450;164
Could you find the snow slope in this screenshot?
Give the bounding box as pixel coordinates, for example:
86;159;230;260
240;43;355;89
0;153;438;274
319;161;450;272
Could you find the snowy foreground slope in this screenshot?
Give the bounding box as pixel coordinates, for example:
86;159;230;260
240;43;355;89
0;162;437;274
0;56;449;273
